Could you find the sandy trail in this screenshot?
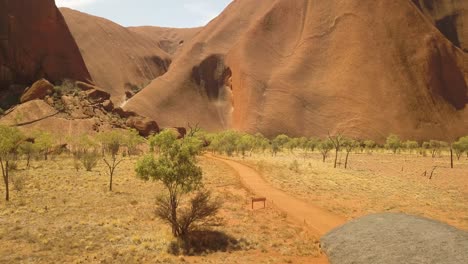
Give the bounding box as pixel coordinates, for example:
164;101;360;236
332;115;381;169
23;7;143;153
207;155;346;236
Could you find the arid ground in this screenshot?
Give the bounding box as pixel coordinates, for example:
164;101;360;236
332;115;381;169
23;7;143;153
1;150;466;263
233;151;468;230
0;156;323;264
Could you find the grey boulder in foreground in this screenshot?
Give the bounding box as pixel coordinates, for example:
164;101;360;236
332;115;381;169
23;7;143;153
321;213;468;264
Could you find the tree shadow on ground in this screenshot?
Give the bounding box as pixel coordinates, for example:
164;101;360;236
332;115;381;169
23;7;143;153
168;230;243;256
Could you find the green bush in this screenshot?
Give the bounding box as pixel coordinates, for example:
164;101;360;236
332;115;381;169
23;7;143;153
80;151;99;172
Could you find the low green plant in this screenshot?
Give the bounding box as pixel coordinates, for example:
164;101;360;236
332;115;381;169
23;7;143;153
80;151;99;172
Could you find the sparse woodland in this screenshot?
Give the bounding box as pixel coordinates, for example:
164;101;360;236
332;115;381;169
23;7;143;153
1;125;467;262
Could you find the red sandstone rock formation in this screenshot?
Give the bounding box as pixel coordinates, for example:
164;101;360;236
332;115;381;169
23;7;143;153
124;0;468;141
60;8;172;105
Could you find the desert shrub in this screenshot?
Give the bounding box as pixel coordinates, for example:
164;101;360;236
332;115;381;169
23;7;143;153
149;129;178;153
0;125;24;201
385;134;401;154
53;79;79;97
19;141;38;168
253;133;270;154
318;139;333;162
124;129;145;156
236;134;254;158
11;173;27;191
364;140;376;153
80;151;99;171
97;131;126;191
34;131;54;160
0;108;4;115
453;136;468;160
69;134;99;171
428;140;448;157
136;133;221;242
209;130;241;156
403;140;419;154
271;140;280;156
306;137;320;153
272;134;290;152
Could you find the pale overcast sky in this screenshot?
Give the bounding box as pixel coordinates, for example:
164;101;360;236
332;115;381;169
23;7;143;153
55;0;233;28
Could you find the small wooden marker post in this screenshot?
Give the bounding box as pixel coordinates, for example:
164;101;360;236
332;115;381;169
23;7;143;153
251;197;266;209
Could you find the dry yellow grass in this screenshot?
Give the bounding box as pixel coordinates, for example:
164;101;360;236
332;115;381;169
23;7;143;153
233;151;468;230
0;155;321;264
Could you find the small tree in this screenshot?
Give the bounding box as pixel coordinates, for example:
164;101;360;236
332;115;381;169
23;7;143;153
453;136;468;160
343;138;358;169
272;134;290;153
385;134;401;154
149;129;178;153
328;132;344;168
98;131;126;191
209;130;240;156
18;141;37;168
285;138;300;154
403;140;419;154
364;140;376;153
271;140;280;156
124;129;145;156
136;134;219;240
0;125;23;201
318;139;333;162
427;140;448;158
253;133;269;154
306;137;320;152
236;134;254;158
34;131;54;160
297;137;308;150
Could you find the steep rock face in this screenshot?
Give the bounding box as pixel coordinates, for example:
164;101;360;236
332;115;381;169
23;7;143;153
0;0;91;108
60;8;172;105
125;0;468;141
412;0;467;52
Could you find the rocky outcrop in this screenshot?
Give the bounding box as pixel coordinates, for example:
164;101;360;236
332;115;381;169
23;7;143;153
112;107;137;119
0;99;97;136
85;89;110;104
101;100;114;112
125;0;468;141
0;0;91;107
126;116;159;137
75;81;96;91
20;79;53;103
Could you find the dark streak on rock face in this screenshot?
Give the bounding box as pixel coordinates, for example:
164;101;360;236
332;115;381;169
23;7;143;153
435;14;461;49
191;54;232;100
428;44;467;110
412;0;467;52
